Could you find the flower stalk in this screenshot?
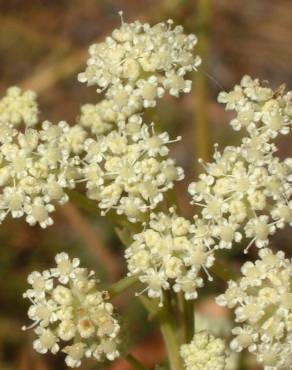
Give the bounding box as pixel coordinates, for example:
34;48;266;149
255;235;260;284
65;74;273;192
194;0;212;165
108;275;139;298
160;293;184;370
183;299;195;343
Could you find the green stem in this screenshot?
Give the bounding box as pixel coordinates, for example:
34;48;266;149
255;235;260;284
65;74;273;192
183;299;195;343
194;0;212;166
160;293;184;370
138;293;184;369
176;292;184;343
108;276;139;298
125;353;148;370
138;295;160;317
67;189;141;232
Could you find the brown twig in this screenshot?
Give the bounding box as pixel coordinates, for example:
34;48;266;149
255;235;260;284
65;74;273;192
0;15;71;51
21;49;88;93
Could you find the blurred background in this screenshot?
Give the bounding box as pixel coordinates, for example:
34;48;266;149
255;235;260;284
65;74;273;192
0;0;291;369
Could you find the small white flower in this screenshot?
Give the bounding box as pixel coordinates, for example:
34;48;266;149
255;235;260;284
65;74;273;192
63;343;86;368
52;252;80;284
33;328;59;354
24;271;53;299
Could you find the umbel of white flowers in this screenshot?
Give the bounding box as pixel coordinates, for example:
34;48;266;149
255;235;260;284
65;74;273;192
0;16;201;227
189;75;292;255
23;253;120;367
125;76;291;307
13;13;292;370
78;12;201;98
0;77;291;232
217;248;292;370
126;208;215;305
81;117;184;221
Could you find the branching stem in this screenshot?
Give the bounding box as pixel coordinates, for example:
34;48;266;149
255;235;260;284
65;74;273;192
160;292;184;370
108;275;139;298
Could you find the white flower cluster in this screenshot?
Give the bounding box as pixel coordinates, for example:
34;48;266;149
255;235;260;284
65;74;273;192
218;75;291;137
23;252;120;367
0;86;39;127
0;118;82;228
189;78;292;253
180;331;226;370
125;209;216;304
0;91;183;226
189;144;292;252
78;14;201;122
83;118;184;221
216;248;292;370
0;17;201;227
